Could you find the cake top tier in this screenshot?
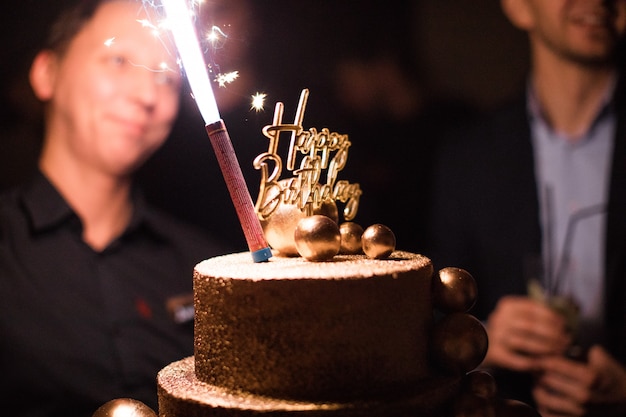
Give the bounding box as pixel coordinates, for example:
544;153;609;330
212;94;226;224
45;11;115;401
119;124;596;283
195;251;430;280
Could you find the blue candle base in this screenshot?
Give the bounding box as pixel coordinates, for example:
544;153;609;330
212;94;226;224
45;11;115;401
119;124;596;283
251;247;273;263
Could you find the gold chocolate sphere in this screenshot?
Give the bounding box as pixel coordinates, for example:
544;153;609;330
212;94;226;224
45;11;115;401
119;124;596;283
339;222;364;254
464;370;497;400
294;215;341;261
454;371;498;417
261;193;339;257
431;313;488;375
433;267;478;313
92;398;157;417
361;224;395;259
261;202;304;256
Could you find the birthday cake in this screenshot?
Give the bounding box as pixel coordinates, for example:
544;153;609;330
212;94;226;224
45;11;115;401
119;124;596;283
154;91;491;417
148;91;536;417
157;251;470;417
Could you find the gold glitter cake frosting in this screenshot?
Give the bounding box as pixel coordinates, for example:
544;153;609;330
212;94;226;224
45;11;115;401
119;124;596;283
157;250;465;417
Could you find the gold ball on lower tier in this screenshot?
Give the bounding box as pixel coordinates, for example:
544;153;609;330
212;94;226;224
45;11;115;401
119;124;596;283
454;371;498;416
433;267;478;313
361;224;396;259
339;222;364;254
463;370;497;400
294;215;341;261
430;313;488;375
92;398;157;417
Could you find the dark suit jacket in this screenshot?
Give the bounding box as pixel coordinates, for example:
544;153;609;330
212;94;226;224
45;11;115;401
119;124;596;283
427;85;626;401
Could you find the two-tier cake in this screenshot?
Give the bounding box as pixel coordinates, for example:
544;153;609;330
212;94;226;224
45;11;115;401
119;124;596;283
157;251;469;416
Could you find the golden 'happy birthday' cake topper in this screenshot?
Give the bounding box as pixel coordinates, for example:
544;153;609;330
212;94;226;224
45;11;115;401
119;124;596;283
254;89;362;220
253;89;363;257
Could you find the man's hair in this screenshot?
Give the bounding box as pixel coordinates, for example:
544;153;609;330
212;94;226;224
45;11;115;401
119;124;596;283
45;0;119;55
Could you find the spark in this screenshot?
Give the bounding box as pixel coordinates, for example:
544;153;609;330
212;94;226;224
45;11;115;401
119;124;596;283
127;60;176;74
137;18;157;29
138;0;234;105
205;25;228;49
215;71;239;87
251;92;267;112
137;18;162;37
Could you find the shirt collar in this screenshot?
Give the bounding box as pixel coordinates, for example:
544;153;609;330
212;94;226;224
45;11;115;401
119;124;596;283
21;171;77;233
20;171;155;239
526;73;618;142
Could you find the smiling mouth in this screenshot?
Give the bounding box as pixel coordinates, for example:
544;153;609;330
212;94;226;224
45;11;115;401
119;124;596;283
570;10;612;28
114;117;149;136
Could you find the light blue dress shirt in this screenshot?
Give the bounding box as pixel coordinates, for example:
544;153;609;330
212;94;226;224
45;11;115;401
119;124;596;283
528;80;615;346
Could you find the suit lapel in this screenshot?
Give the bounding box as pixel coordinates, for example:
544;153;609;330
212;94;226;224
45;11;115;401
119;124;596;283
605;89;626;339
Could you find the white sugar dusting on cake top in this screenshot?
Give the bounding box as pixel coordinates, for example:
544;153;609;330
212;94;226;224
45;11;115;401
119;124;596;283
195;251;430;280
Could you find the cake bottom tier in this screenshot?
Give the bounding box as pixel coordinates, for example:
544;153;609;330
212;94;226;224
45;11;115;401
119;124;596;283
157;357;461;417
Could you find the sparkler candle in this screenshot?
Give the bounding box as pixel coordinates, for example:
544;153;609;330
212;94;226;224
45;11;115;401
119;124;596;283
161;0;272;262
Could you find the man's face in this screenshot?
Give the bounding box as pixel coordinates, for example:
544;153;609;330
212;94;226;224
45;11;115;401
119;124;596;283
524;0;626;65
44;1;182;176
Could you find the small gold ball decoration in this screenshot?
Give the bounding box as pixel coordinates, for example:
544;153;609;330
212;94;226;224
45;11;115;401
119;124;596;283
92;398;157;417
294;215;341;261
433;267;478;313
463;370;497;400
339;222;364;254
261;191;339;257
261;202;305;256
455;371;539;416
454;371;498;416
361;224;395;259
430;313;488;375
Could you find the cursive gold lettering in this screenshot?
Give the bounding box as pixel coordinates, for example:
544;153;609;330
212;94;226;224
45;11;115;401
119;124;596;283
254;89;361;222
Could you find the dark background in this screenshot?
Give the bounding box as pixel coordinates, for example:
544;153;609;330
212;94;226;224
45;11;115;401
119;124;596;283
0;0;529;251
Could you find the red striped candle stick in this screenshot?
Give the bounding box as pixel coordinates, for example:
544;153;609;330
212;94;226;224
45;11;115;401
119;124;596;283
205;121;272;262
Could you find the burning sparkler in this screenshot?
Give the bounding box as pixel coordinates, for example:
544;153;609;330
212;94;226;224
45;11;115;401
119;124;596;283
160;0;272;263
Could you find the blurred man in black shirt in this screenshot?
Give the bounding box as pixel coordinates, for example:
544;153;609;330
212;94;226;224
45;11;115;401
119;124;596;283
0;1;225;415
